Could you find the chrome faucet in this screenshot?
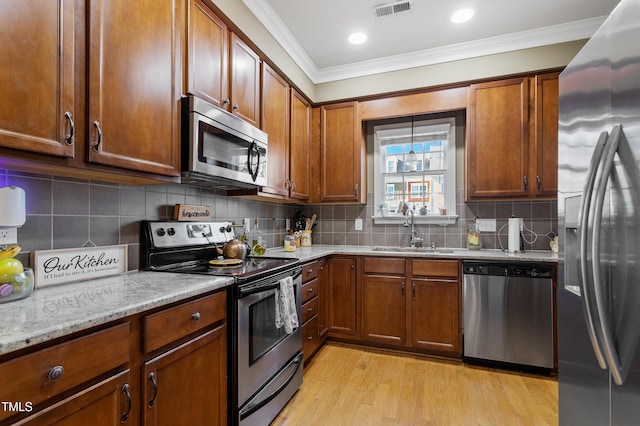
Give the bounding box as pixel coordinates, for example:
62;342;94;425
405;208;423;248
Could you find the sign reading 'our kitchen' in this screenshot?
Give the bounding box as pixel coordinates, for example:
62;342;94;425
31;245;128;288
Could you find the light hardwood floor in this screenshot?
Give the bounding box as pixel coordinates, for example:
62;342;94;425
273;343;558;426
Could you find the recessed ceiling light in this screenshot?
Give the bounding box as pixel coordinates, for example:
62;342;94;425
451;8;474;24
348;32;368;45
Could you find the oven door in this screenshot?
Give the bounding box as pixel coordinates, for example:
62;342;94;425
236;268;302;407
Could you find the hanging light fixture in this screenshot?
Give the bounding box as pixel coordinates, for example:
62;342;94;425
406;116;418;170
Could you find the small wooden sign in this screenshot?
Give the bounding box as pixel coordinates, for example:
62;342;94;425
173;204;213;221
31;245;128;288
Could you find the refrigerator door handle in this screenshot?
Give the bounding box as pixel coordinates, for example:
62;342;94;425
578;130;610;370
592;124;624;385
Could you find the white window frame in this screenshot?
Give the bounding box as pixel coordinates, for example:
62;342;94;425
373;117;458;225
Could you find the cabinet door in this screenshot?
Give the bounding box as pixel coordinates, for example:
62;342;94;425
0;0;75;157
533;72;559;197
320;102;362;202
363;275;406;346
143;325;227;426
318;259;329;340
187;0;228;107
467;78;529;199
289;89;311;201
16;370;132;426
327;257;357;337
88;0;181;176
229;33;260;127
260;63;290;198
411;278;461;356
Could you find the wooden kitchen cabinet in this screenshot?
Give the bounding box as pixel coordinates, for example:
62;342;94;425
229;33;261;127
360;257;462;357
0;323;131;424
466;72;559;200
186;0;229;108
142;326;227;426
301;261;321;363
87;0;182;177
317;102;366;203
317;259;329;342
410;260;461;356
0;0;75;158
142;291;227;426
288;89;312;201
327;256;358;337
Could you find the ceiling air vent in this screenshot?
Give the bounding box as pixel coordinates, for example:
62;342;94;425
373;1;413;19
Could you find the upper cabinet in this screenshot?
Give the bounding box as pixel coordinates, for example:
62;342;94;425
466;72;559;200
288;89;312;201
316;102;366;203
87;0;182;176
187;0;229;108
0;1;75;158
185;1;260;127
229;34;261;127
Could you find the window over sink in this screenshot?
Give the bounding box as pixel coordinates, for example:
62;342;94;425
373;116;457;225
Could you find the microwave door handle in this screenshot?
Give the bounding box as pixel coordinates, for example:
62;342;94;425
578;130;609;370
247;141;260;182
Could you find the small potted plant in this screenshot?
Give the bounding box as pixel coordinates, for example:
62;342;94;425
378;202;388;217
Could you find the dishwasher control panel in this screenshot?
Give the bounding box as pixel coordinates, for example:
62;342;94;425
462;261;552;279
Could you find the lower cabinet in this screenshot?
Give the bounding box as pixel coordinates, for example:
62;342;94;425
362;257;462;357
13;370;132;426
327;256;357;338
142;326;227;426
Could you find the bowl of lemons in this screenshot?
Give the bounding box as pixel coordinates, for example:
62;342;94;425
0;245;34;304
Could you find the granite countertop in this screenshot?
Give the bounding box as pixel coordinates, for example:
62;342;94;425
0;244;556;358
0;271;232;356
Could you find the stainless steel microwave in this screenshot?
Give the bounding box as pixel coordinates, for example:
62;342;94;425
181;95;267;189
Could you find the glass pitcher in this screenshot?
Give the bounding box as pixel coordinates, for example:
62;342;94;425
466;223;481;250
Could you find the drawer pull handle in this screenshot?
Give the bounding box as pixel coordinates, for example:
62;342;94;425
191;312;201;321
307;288;313;293
307;336;313;341
307;268;313;274
148;372;158;408
307;307;313;312
121;384;131;423
47;365;64;381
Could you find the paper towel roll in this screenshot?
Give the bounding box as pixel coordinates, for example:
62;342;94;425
0;186;26;227
508;218;522;253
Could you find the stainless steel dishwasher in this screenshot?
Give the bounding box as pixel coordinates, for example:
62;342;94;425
462;261;554;369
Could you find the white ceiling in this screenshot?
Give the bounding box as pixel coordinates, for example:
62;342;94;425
243;0;620;84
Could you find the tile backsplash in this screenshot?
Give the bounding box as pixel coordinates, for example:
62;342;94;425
1;169;557;272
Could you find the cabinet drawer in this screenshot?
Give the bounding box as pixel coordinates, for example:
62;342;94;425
302;278;318;304
144;290;226;353
302;315;319;361
0;322;130;421
363;257;405;274
412;259;459;278
302;261;319;282
301;297;319;324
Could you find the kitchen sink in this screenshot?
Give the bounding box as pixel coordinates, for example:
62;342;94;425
371;246;455;254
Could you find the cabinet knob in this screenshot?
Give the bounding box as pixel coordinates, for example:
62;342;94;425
233;104;239;111
191;312;201;321
223;99;230;105
47;365;64;380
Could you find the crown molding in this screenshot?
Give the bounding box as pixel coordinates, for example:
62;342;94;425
243;0;606;84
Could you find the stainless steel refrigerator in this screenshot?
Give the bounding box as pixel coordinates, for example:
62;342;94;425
558;0;640;424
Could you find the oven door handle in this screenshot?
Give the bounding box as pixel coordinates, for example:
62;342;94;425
239;352;303;420
238;268;302;297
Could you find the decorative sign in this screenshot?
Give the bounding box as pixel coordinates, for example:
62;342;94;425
31;245;128;288
173;204;213;221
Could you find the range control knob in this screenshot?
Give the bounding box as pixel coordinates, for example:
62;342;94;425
167;227;176;236
156;228;166;237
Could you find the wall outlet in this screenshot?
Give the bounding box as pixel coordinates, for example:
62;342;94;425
355;218;363;231
285;218;291;231
243;218;251;230
0;228;18;245
476;218;496;232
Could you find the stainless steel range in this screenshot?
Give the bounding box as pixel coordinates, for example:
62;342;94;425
140;220;303;426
